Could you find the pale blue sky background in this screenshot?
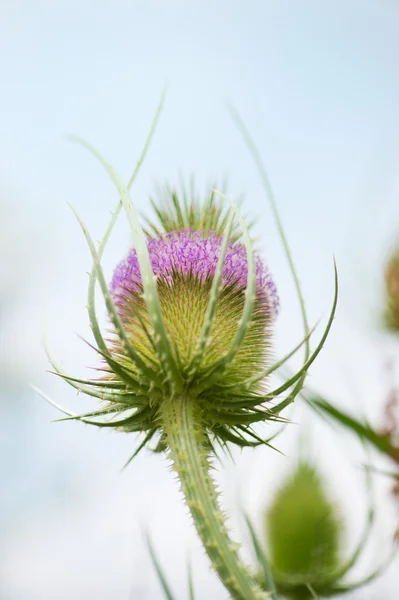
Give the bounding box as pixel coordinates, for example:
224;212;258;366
1;1;399;598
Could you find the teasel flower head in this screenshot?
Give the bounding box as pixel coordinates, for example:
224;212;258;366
255;460;393;598
110;227;279;392
37;131;338;458
42;175;335;452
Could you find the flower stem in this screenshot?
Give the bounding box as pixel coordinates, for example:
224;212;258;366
161;394;267;600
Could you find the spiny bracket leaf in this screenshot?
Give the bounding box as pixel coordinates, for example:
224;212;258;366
321;546;397;595
325;467;375;584
80;335;149;391
215;191;256;363
43;325;143;403
213;425;254;447
245;324;318;389
187;557;196;600
68;203;158;383
236;425;285;454
192;191;256;392
127;87;168;191
213;424;282;449
146;533;178;600
48;371;128;391
143;180;246;242
244;514;277;600
32;384;77;418
53;406;123;421
267;261;338;414
55;405;150;426
70;137;183;394
32;385;151;430
121;428;157;471
221;262;336;417
187;205;236;376
304;394;397;461
229;107;311;393
41;310;126;400
222;322;318;391
59;235;147;394
87;90;166;364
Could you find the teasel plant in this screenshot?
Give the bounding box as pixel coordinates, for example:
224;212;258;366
34;92;338;600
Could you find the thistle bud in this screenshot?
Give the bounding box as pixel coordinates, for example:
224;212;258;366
94;223;279;443
111;229;278;388
265;461;342;598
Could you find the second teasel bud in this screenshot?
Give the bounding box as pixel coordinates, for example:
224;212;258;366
264;461;342;598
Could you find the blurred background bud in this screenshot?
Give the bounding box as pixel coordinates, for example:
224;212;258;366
383;245;399;333
264;461;342;598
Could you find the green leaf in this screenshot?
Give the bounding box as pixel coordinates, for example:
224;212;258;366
244;514;277;600
187;557;196;600
236;425;285;454
146;533;178;600
55;406;151;428
212;424;266;448
305;394;396;460
120;428;157;471
68;203;158;382
32;385;151;430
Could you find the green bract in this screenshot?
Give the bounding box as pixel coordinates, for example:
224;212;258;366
143;181;251;241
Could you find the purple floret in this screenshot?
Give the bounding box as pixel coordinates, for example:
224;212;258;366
111;230;279;318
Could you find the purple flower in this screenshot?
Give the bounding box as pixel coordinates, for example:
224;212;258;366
111;229;279;317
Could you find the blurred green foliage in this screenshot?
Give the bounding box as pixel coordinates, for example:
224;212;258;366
383;247;399;333
265;462;341;598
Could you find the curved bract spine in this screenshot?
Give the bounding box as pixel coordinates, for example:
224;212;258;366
85;91;166;378
70;138;184;395
188;195;257;394
189;190;257;391
69;203;157;380
187;206;236;378
229;106;311;402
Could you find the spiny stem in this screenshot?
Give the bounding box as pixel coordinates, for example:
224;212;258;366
161;395;267;600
